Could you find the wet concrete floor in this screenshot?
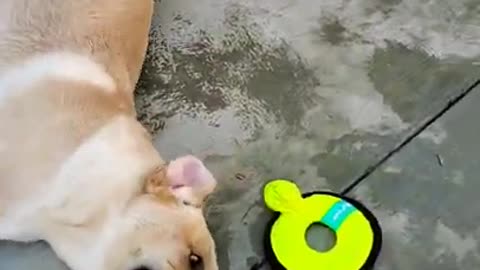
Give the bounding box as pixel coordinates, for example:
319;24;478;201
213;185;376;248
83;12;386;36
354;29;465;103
1;0;480;269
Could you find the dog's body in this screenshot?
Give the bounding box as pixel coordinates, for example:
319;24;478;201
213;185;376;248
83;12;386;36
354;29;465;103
0;1;218;270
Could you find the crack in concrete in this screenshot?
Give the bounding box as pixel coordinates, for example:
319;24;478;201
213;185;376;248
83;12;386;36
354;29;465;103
341;78;480;195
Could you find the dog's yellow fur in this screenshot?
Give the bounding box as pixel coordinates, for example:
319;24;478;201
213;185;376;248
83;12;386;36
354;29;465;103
0;1;219;270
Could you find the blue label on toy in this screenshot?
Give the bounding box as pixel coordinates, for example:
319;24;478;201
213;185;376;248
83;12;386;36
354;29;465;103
321;200;357;231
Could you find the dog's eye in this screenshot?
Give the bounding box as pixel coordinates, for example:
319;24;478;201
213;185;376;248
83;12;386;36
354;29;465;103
189;253;203;269
131;266;152;270
182;200;201;208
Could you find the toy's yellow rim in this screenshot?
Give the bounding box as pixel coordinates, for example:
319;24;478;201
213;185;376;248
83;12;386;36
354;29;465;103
264;180;382;270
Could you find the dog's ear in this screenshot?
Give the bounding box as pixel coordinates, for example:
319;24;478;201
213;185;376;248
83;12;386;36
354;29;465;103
144;155;217;206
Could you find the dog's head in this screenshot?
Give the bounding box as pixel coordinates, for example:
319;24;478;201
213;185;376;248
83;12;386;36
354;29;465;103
101;155;218;270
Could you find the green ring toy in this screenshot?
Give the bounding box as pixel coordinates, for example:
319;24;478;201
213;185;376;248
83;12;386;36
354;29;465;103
263;180;382;270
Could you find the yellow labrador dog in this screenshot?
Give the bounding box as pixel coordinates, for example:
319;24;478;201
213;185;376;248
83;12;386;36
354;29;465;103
0;1;218;270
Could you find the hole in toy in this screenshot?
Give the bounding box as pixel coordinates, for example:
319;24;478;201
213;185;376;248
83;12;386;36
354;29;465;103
305;223;337;252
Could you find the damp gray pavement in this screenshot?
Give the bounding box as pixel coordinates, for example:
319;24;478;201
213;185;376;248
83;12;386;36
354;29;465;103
1;0;480;269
